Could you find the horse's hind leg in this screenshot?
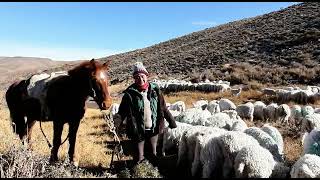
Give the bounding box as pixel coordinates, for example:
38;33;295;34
50;121;64;163
26;120;36;150
68;120;80;166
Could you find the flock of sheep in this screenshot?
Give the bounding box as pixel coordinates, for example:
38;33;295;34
109;83;320;178
152;79;231;93
153;79;320;105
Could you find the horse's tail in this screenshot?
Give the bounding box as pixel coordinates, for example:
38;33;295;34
5;80;28;138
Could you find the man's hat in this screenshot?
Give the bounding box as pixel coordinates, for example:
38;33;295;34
132;62;149;76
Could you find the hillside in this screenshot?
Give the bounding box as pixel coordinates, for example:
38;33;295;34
3;2;320;88
89;2;318;86
0;56;78;90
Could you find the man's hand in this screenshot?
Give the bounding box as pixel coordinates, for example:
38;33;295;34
169;122;177;129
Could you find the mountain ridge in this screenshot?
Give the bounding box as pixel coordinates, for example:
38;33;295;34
94;2;319;86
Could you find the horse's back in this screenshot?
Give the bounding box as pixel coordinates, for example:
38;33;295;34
27;72;68;100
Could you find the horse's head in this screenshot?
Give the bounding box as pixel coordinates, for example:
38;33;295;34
5;80;29;139
68;59;113;110
89;59;113;110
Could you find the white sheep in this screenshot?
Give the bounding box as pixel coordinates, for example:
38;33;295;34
161;121;193;156
244;127;284;162
277;104;291;124
301;113;320;133
169;100;186;112
168;109;181;118
302;105;314;117
230;119;248;132
315;108;320;114
276;89;291;103
191;129;226;177
290;154;320;178
215;131;261;178
290;105;303;126
219;98;236;111
234;143;290;178
207;100;220;114
253;101;266;122
236;102;254;122
200;133;225;178
166;102;171;108
222;109;241;121
262;88;276;96
193;100;208;110
261;124;284;155
177;126;223;170
302;129;320;156
264;103;279;123
234;144;276;178
231;87;242;96
204;112;232;130
175;108;211;126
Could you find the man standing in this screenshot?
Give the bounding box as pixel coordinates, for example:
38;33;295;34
117;61;177;165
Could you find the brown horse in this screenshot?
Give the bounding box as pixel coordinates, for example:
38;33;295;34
5;59;112;165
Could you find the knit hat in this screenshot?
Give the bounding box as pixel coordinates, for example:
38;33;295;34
132;62;149;76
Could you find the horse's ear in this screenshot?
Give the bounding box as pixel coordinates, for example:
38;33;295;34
103;60;111;69
90;58;97;69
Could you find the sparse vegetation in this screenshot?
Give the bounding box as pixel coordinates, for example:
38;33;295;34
87;2;320;87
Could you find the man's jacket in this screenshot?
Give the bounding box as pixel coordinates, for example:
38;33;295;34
118;82;177;142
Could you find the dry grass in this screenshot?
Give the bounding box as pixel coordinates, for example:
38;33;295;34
284;136;302;166
0;107;114;170
164;89;264;108
0;142;115;178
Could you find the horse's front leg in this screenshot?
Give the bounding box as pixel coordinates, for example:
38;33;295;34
68;120;80;167
50;121;64;163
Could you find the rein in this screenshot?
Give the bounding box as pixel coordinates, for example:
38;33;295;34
39;119;70;149
101;110;127;172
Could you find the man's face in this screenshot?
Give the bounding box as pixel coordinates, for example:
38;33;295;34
133;73;148;86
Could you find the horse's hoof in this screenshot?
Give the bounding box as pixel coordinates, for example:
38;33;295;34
49;156;58;164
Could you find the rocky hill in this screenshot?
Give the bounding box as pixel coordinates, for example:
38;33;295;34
8;2;320;88
91;2;318;86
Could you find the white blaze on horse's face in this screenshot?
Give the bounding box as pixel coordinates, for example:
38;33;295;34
94;69;112;110
99;71;106;80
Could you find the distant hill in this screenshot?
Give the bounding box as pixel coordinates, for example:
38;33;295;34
89;2;318;86
0;56;78;90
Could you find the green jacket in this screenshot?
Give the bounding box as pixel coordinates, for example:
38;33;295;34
118;82;176;142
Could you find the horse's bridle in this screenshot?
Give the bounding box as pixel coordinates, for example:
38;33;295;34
88;77;98;100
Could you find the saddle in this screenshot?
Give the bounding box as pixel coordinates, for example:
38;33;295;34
26;71;68;119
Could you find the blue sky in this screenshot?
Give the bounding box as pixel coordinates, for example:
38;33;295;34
0;2;299;61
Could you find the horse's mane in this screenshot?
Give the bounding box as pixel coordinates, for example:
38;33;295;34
68;61;95;77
